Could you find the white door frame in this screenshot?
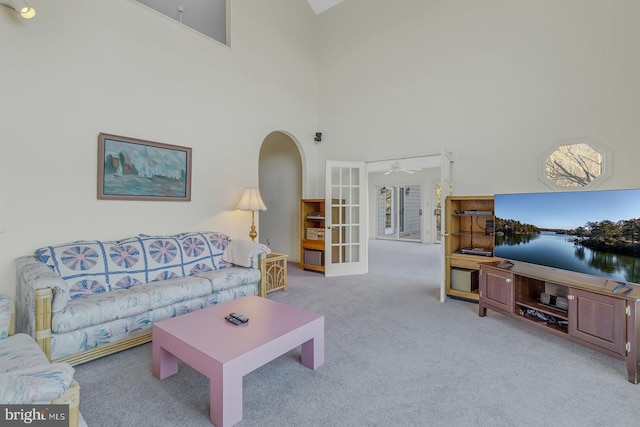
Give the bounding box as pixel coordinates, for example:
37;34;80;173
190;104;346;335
439;151;454;302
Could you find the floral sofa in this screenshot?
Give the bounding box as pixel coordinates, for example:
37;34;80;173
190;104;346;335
15;232;270;365
0;294;83;427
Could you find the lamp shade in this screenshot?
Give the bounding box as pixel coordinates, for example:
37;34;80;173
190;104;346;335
236;188;267;211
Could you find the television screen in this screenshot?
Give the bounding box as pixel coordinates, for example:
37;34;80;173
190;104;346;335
494;189;640;284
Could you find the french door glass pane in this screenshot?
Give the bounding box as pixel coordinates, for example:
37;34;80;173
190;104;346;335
329;165;362;266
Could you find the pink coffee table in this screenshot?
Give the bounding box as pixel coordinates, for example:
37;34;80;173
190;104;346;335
152;295;324;427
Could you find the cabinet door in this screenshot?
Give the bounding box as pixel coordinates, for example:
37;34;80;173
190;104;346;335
479;267;514;313
568;288;626;355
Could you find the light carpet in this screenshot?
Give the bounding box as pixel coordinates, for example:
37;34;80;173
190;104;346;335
74;240;640;426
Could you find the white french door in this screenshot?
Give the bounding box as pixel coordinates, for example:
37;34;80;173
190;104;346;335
324;161;367;277
440;151;454;302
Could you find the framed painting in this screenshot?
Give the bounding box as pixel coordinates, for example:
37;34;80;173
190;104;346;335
97;133;192;201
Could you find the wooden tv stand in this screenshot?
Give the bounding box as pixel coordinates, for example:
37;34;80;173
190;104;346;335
479;260;640;384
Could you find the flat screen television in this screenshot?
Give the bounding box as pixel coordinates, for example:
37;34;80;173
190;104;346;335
494;188;640;285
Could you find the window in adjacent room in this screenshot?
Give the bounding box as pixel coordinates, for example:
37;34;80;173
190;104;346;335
539;139;611;189
135;0;228;45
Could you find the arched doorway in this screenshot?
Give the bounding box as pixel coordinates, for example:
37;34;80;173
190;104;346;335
258;131;304;261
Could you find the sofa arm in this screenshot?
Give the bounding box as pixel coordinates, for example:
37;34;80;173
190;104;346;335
15;256;67;359
0;294;14;338
16;256;70;313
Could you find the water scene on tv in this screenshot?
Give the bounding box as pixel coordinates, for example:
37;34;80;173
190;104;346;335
494;189;640;284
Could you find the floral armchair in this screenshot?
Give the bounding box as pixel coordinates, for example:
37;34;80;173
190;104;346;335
0;294;80;426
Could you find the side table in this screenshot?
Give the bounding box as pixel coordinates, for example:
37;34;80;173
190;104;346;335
259;253;288;297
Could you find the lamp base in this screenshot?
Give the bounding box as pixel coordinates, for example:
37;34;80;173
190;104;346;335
249;211;257;242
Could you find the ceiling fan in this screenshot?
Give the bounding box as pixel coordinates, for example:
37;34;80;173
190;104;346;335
384;161;422;175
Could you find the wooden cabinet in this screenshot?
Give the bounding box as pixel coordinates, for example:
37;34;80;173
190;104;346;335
479;261;640;383
445;195;500;301
478;266;513;313
568;289;626;355
300;199;325;273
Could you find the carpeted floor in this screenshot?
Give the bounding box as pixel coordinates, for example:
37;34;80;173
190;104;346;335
74;240;640;426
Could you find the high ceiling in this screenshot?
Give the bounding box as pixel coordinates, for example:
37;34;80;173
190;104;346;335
306;0;344;15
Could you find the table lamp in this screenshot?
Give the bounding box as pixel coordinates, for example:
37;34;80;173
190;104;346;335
236;188;267;241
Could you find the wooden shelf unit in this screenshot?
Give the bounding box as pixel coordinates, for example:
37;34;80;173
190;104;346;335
445;195;500;301
479;260;640;384
300;199;325;273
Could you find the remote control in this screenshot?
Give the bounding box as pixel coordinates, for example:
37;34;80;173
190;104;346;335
612;282;633;294
225;315;242;325
230;313;249;323
498;260;514;269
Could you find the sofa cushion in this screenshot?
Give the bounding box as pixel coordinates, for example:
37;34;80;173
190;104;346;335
51;288;152;334
0;362;75;404
128;231;231;275
50;273;216;334
34;231;232;300
0;333;50;374
194;266;261;291
35;240;120;300
133;275;213;310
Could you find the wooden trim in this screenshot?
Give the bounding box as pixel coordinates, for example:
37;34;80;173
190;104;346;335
52;379;80;427
259;253;267;297
35;288;52;360
8;297;15;336
53;331;153;366
627;302;639;383
263;253;288;295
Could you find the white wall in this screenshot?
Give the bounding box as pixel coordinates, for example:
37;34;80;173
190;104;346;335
0;0;319;297
315;0;640;195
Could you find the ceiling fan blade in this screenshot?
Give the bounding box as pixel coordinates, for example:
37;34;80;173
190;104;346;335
382;160;422;175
